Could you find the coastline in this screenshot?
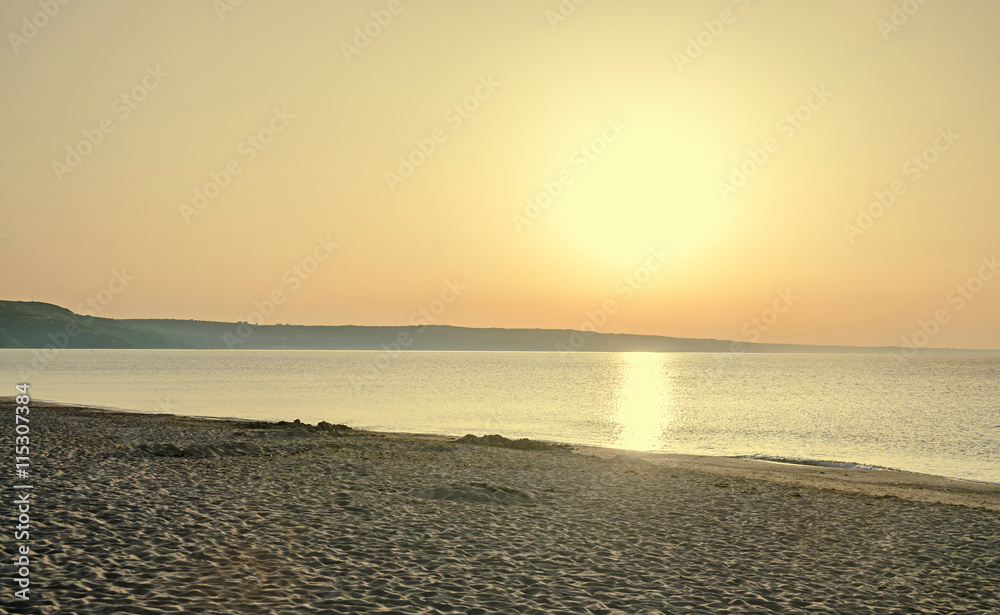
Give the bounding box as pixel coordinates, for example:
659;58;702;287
12;397;1000;511
3;398;999;613
6;349;998;487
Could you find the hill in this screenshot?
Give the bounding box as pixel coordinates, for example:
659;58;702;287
0;300;989;354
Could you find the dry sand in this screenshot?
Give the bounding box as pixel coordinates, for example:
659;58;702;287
2;399;999;614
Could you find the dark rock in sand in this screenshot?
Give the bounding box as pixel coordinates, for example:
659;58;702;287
412;482;538;505
315;421;353;433
455;433;572;452
606;454;654;467
277;426;317;438
271;419;353;434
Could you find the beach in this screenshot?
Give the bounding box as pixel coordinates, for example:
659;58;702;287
2;399;999;614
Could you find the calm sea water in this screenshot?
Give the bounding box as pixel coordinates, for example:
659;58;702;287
2;349;998;483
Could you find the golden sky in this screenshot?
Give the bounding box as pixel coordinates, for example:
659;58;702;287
2;0;999;349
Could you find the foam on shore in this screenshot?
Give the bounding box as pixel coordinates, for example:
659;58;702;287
736;453;899;471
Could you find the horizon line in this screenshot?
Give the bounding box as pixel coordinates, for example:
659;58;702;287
2;299;998;354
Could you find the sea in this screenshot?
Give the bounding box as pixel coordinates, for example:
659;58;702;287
2;349;998;483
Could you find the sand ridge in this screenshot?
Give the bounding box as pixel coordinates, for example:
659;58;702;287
2;400;998;614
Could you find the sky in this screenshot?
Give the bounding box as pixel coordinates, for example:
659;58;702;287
1;0;999;349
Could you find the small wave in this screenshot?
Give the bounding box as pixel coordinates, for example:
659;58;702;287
736;454;900;472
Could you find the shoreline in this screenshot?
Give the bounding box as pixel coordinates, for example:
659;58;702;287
3;397;999;613
12;396;1000;512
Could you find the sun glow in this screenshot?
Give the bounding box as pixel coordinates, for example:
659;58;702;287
609;352;674;451
554;122;723;268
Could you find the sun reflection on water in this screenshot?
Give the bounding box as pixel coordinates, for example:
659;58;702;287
609;352;674;451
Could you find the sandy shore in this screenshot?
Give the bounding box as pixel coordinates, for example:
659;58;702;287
2;399;999;614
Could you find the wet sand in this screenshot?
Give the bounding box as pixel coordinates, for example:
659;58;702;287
2;399;998;614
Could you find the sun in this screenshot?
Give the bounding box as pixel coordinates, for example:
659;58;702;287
552;120;723;269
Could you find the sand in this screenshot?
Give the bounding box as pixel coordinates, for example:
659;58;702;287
2;399;999;614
